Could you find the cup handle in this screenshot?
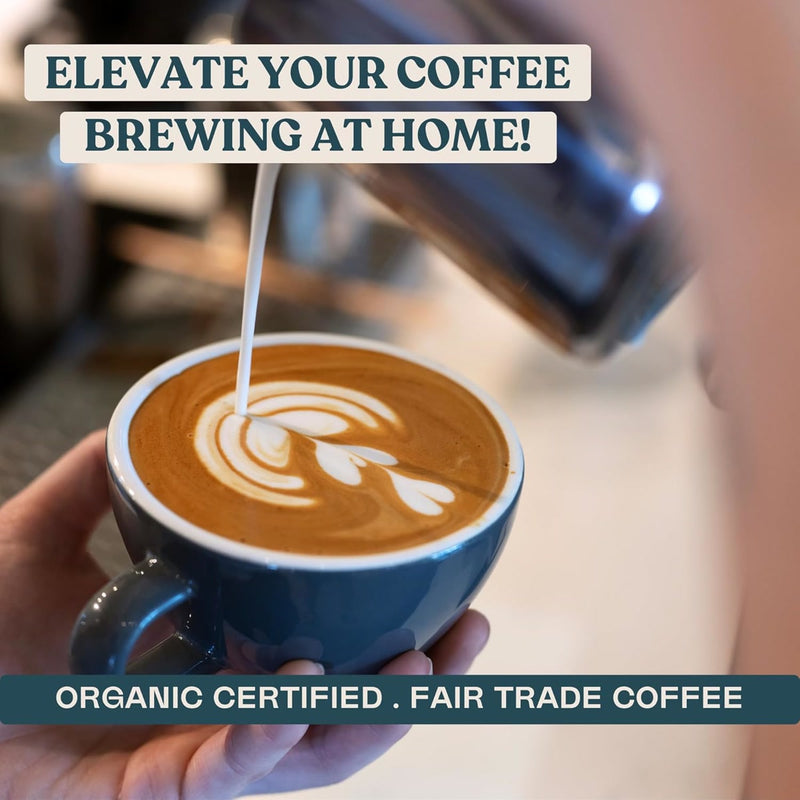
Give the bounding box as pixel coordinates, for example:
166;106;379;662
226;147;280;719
70;554;221;675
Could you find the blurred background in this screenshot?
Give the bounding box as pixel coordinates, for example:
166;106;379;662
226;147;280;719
0;0;745;797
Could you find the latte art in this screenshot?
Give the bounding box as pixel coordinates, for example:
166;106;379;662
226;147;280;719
129;344;508;555
195;381;456;515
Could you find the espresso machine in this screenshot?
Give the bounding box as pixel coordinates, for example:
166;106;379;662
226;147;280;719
237;0;685;359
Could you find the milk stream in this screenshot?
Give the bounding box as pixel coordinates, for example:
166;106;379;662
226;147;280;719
234;163;281;416
226;163;456;517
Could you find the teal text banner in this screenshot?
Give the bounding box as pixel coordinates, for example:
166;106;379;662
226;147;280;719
1;676;797;726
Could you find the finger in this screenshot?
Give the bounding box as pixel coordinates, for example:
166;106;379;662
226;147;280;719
427;609;490;675
0;430;109;561
379;648;432;677
250;649;433;793
181;660;319;800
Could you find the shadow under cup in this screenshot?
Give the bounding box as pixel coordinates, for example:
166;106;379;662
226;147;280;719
69;333;524;675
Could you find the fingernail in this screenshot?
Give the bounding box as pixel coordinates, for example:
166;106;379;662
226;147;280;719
425;656;433;675
312;661;325;675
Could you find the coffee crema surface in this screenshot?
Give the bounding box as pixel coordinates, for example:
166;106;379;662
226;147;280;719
130;344;509;555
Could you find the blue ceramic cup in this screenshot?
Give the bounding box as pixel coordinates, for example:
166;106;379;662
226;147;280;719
70;333;524;675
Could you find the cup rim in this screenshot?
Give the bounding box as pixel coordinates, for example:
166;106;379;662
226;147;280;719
107;332;524;571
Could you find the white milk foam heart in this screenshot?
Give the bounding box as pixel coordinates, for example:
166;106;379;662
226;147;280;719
194;380;456;516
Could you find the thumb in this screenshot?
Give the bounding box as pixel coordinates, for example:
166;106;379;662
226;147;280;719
0;430;109;561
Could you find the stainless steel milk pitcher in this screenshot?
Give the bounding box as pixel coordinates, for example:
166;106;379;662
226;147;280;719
238;0;685;357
